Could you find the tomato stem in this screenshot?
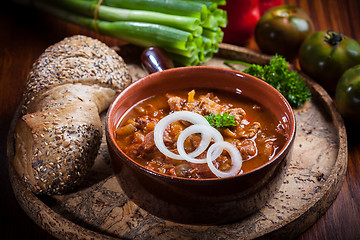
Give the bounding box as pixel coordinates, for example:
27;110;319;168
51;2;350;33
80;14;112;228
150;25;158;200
325;31;343;58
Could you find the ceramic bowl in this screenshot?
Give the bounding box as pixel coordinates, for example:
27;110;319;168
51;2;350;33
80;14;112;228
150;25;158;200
106;66;295;224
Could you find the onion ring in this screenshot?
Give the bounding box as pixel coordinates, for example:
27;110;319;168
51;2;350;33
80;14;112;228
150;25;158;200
154;111;210;160
177;124;223;163
206;141;243;178
154;111;243;178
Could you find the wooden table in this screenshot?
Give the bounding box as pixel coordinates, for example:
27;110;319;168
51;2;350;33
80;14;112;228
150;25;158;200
1;0;359;239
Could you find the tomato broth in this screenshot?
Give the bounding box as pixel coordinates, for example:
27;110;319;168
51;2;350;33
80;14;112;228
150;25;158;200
115;89;288;179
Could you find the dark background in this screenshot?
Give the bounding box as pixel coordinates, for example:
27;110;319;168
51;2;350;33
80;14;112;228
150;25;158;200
1;0;359;239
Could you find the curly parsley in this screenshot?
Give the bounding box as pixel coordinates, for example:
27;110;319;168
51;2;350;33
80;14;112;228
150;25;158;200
204;113;236;128
242;54;311;108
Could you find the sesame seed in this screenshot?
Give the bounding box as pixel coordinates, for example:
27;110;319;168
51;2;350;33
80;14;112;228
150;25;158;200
20;35;132;195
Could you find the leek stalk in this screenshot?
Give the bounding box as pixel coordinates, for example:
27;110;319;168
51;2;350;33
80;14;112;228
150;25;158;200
32;0;227;66
55;0;202;33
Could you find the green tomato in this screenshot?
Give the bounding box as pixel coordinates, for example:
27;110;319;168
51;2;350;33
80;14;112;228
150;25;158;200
335;65;360;123
299;31;360;93
254;5;314;61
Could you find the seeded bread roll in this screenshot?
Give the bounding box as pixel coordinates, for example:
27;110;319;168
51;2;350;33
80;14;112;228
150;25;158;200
13;35;132;194
22;35;131;114
25;83;117;114
14;103;102;194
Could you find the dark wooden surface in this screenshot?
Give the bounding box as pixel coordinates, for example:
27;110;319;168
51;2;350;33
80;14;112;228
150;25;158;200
1;0;359;239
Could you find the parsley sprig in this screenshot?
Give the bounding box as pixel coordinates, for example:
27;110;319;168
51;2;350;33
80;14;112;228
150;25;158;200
204;113;236;128
241;54;311;108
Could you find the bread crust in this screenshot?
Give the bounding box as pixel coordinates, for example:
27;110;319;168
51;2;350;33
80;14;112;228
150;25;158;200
14;103;102;194
25;83;118;114
13;35;132;195
22;35;132;114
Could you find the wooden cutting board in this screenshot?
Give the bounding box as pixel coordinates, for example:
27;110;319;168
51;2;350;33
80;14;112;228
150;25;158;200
7;43;347;240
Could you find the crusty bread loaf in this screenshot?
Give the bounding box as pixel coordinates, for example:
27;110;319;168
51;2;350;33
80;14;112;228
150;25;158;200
13;35;132;194
14;103;102;194
25;83;118;114
22;35;131;114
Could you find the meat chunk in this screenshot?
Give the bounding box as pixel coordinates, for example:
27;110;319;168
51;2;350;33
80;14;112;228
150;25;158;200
167;95;201;113
168;96;185;112
135;131;159;157
232;139;257;160
237;122;261;138
199;96;226;115
135;115;158;132
226;107;246;125
264;141;275;159
143;131;156;152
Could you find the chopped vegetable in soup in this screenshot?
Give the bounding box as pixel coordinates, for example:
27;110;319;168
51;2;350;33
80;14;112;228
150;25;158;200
115;89;288;179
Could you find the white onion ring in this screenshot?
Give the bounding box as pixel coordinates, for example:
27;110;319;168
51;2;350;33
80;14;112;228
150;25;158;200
206;141;243;178
154;111;210;160
154;110;243;178
177;124;223;163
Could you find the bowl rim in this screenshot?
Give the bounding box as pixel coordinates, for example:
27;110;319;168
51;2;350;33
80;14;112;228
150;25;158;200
106;66;296;182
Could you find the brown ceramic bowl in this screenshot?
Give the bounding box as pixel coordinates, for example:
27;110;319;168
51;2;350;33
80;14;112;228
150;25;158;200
106;66;295;224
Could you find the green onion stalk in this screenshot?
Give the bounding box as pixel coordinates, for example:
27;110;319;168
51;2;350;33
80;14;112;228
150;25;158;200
32;0;227;66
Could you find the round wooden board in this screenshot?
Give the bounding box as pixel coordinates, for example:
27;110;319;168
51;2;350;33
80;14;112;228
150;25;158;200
7;43;348;240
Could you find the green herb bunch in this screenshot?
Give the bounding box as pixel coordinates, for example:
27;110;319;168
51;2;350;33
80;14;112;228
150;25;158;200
204;113;236;128
243;54;311;108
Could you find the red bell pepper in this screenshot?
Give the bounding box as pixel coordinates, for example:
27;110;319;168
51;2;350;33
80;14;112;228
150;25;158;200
221;0;283;45
259;0;284;15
